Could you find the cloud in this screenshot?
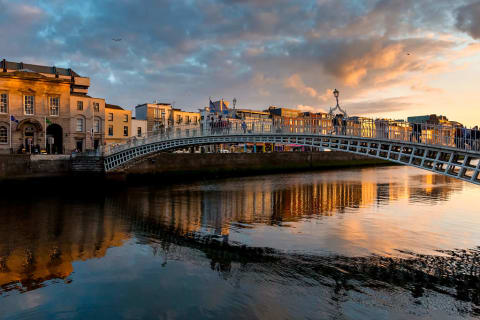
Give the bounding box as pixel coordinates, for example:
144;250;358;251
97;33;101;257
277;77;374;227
284;74;332;101
0;0;477;117
456;1;480;39
295;104;327;113
346;97;415;115
410;82;444;94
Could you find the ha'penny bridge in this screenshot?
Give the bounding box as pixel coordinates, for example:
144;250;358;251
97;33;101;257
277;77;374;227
102;119;480;186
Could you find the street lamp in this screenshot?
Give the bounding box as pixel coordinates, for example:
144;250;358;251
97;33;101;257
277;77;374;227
233;97;237;109
328;88;347;118
333;88;339;107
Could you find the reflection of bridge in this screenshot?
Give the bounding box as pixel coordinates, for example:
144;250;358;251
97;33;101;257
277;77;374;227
104;121;480;185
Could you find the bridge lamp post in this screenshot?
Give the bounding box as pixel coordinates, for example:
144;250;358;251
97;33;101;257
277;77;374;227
233;98;237;109
333;88;339;108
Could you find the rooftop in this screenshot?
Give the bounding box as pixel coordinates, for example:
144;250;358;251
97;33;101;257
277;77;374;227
105;104;125;110
1;59;81;77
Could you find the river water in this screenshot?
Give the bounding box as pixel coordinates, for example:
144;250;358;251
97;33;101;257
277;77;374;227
0;166;479;319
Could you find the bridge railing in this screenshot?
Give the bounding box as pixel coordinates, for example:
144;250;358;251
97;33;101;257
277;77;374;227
104;118;480;156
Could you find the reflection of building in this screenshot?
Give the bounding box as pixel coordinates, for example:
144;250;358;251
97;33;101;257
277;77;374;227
0;59;105;153
0;169;463;295
105;104;132;145
0;205;129;291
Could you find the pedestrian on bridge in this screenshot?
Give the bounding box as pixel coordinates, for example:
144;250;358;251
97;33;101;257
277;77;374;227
241;121;247;134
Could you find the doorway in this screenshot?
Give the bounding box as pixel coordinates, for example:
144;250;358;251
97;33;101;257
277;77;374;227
46;124;63;154
75;139;83;152
24;126;35;153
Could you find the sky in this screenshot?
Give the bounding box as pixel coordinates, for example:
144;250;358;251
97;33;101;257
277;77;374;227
2;0;480;125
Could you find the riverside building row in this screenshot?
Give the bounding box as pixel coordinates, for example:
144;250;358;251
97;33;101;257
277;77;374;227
0;60;202;154
0;59;105;154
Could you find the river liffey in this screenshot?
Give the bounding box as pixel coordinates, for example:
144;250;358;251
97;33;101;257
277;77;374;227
1;166;480;319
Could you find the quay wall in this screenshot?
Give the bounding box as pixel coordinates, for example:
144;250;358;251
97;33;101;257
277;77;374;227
0;152;389;183
0;155;71;180
118;152;388;181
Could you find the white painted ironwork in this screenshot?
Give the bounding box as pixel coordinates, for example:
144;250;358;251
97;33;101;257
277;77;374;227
103;119;480;186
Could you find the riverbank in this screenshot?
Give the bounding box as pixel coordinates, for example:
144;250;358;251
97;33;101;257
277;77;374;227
117;152;390;183
0;152;390;189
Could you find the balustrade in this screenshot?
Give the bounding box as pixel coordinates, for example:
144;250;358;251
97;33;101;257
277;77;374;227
105;118;480;156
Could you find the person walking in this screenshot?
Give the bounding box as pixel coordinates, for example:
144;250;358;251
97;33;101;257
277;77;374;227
241;121;247;134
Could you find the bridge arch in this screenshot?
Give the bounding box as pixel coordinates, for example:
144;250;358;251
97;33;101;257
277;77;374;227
104;133;480;186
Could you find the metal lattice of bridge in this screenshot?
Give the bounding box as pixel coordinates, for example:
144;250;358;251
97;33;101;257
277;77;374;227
103;120;480;186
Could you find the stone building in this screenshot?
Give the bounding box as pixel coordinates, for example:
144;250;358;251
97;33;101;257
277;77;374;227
105;104;132;145
0;59;105;154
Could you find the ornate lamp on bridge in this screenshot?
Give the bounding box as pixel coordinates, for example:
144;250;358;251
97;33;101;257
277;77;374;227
328;88;347;118
233;97;237;109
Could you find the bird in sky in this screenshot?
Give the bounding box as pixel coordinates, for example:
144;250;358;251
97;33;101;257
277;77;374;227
112;38;122;42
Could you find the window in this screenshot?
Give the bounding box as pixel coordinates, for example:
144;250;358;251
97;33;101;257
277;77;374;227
94;119;100;133
93;102;100;112
24;95;34;115
154;120;162;131
0;126;7;144
49;97;59;116
124;114;128;122
161;110;165;121
77;101;83;111
123;126;128;136
76;118;84;132
108;125;113;136
154;108;160;119
108;113;113;121
137;127;142;137
0;93;7;113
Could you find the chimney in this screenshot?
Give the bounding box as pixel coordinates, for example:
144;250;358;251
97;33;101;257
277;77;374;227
19;62;24;70
1;59;6;72
53;66;59;78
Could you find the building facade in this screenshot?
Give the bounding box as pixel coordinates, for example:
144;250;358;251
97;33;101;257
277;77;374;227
105;104;132;145
135;102;200;136
170;108;200;126
135;102;172;134
131;118;147;138
0;59;105;154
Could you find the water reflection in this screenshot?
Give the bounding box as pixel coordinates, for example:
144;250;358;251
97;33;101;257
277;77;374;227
0;166;478;318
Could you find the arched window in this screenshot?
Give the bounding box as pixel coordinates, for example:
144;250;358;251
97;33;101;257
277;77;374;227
0;126;7;144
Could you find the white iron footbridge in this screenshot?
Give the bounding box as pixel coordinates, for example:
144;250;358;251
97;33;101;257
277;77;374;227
103;121;480;186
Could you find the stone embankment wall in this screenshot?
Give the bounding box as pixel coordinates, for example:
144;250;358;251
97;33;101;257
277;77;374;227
0;155;71;180
0;152;389;182
118;152;388;180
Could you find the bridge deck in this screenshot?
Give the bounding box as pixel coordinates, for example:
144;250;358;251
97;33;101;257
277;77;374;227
103;123;480;185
